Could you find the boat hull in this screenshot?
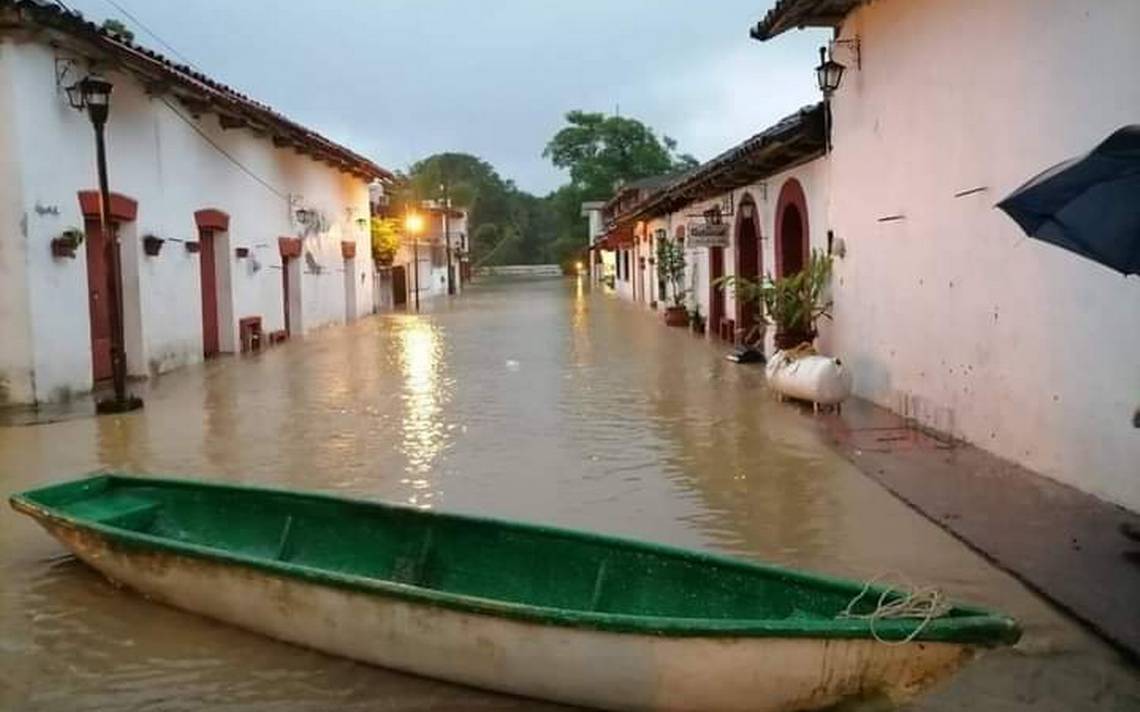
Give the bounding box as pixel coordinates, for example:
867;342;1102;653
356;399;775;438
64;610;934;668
36;517;977;712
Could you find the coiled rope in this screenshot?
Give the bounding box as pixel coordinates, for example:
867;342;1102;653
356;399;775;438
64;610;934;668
838;573;953;645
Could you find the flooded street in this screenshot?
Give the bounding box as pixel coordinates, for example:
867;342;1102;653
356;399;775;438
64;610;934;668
1;278;1137;711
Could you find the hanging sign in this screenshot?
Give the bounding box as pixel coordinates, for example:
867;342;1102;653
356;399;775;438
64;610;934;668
686;222;729;247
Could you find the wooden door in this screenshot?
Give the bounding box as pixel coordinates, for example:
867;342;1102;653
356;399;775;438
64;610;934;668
736;215;760;341
199;229;219;357
392;265;408;306
709;246;725;339
85;217;113;381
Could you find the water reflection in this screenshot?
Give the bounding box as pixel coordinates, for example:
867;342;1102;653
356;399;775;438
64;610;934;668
394;317;447;508
0;279;1137;711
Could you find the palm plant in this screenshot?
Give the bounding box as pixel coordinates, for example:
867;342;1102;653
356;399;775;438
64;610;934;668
714;250;833;348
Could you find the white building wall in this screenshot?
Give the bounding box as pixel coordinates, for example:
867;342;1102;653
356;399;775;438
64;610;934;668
615;248;634;301
826;0;1140;509
0;40;35;405
0;39;372;404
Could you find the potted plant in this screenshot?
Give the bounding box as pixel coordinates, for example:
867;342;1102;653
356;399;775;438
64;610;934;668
50;228;84;259
235;246;250;258
656;238;689;327
184;240;201;254
715;249;833;351
142;234;165;256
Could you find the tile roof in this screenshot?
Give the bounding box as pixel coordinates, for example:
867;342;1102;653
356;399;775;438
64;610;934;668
633;104;826;218
1;0;393;181
749;0;864;41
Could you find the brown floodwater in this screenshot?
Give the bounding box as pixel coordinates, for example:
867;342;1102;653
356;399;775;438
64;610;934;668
1;277;1136;711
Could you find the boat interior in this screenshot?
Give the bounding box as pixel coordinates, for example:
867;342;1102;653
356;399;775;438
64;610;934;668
16;474;995;631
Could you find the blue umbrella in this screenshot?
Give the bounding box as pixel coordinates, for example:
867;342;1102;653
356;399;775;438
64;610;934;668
997;125;1140;275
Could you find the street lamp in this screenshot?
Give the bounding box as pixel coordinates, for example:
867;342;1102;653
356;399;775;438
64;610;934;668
69;74;142;414
405;210;424;312
440;182;455;296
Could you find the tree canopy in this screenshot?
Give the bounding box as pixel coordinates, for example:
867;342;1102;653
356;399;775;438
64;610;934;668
402;113;698;271
543;111;698;200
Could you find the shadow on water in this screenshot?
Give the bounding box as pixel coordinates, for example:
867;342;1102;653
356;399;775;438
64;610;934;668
1;277;1137;710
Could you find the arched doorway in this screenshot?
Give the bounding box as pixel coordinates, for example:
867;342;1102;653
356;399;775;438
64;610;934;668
775;178;810;278
734;193;761;343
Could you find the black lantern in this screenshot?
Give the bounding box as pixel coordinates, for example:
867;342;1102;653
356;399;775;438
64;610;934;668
66;75;114;123
80;76;113;123
815;47;845;96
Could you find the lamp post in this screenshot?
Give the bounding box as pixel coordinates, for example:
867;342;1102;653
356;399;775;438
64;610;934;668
69;75;142;414
441;182;455;296
405;210;424;311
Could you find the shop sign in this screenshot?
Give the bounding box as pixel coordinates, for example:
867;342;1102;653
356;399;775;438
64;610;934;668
686;222;729;247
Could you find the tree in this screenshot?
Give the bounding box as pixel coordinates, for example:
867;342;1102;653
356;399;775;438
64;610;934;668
543;111;697;200
370;217;400;266
541;111;699;268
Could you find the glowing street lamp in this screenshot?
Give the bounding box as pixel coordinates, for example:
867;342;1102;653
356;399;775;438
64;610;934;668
404;211;424;311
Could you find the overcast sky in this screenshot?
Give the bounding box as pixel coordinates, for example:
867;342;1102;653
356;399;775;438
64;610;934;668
65;0;828;194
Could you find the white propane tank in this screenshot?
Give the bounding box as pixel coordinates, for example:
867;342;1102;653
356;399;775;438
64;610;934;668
765;350;853;409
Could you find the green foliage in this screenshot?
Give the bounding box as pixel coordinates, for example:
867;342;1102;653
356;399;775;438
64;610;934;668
403;113;696;268
543;111;698;200
370;217;401;266
655;239;688;307
100;19;135;42
714;250;834;334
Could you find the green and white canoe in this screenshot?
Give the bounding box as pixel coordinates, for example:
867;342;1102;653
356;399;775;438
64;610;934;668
11;474;1020;712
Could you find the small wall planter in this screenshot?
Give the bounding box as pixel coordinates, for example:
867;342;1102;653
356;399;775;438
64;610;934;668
51;238;78;259
50;228;84;259
142;235;165;256
184;241;201;254
340;241;356;260
235;247;250;258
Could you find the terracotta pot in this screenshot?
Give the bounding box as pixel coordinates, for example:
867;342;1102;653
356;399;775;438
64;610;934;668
664;306;690;327
143;236;164;256
50;238;77;259
774;327;815;350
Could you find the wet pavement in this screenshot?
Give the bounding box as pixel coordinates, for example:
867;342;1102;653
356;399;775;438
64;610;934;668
1;277;1138;711
818;398;1140;662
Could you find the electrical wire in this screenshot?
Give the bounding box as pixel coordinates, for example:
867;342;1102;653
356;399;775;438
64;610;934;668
102;0;199;70
160;97;289;202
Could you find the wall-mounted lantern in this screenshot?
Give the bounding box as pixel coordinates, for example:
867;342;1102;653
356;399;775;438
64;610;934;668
815;47;846;97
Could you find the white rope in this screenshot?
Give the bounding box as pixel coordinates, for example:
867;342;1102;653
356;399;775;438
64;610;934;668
837;572;953;645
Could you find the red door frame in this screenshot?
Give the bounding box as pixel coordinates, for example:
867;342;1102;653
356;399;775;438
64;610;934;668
734;193;761;340
279;237;302;335
708;246;725;338
193;210;229;358
78;191;137;382
198;229;219;357
774;178;810;278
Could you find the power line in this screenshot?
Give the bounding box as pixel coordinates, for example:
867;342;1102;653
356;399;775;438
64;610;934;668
102;0;199;70
160;96;289;202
